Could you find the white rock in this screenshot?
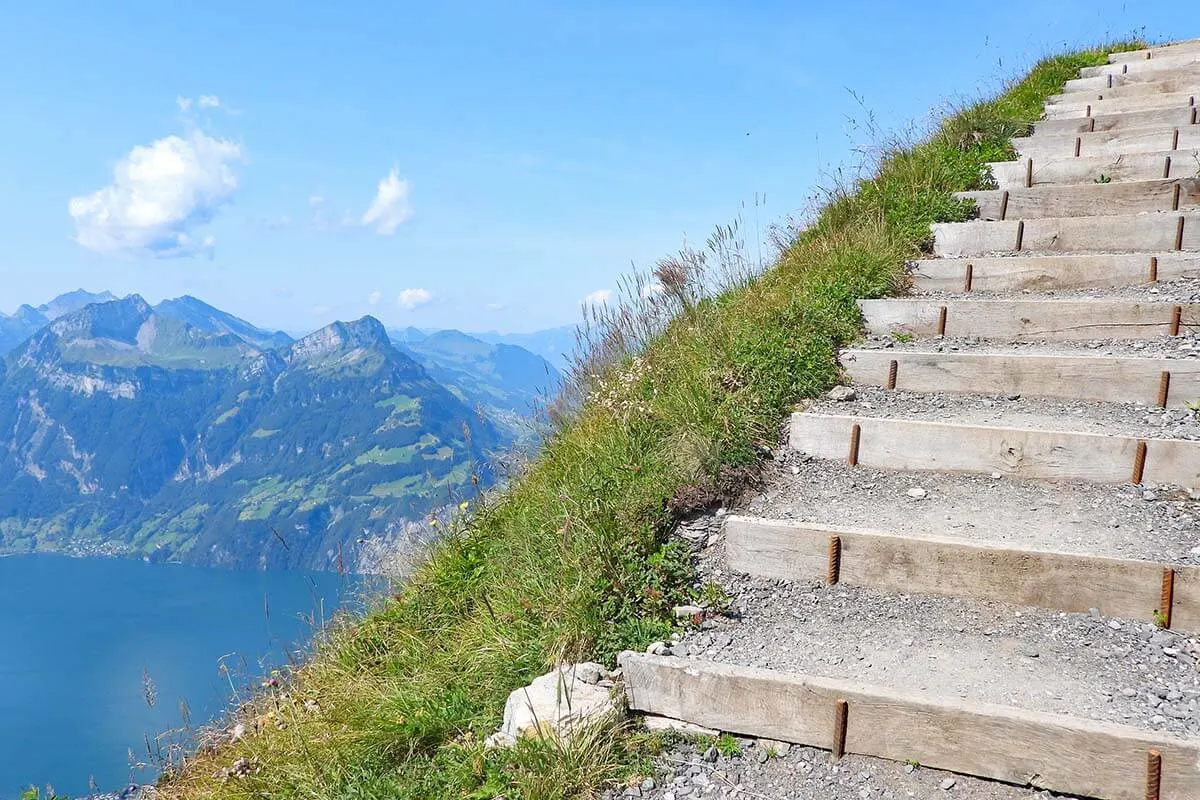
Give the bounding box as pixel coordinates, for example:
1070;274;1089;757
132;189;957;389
827;385;857;402
673;604;705;619
486;663;620;747
906;487;928;500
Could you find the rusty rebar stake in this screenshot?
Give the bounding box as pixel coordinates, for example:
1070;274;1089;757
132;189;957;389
1170;305;1183;337
1161;569;1175;630
936;305;947;337
1089;116;1097;133
827;535;842;585
998;191;1009;221
1157;371;1171;408
1172;129;1181;151
1014;221;1025;251
1176;216;1186;252
847;424;861;467
1132;440;1148;485
1173;183;1182;212
1107;73;1114;89
1149;256;1159;283
1146;748;1162;800
1163;156;1172;180
1074;136;1082;157
1025;158;1033;188
886;360;898;390
963;263;974;292
832;699;848;761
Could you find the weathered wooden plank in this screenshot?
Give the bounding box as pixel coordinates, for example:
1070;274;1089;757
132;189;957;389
787;413;1200;487
1030;106;1200;137
1052;74;1200;103
958;178;1200;220
619;653;1200;800
989;151;1200;188
1014;126;1200;159
1109;41;1200;63
1045;92;1199;120
841;349;1200;408
1066;65;1200;93
858;298;1200;341
932;212;1200;256
1081;52;1200;79
912;252;1200;291
724;517;1200;631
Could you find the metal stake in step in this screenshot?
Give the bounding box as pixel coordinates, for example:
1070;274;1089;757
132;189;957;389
1158;371;1171;408
1107;73;1114;89
1160;568;1175;630
1170;305;1183;337
1173;183;1182;212
1172;129;1180;151
1014;221;1025;251
1132;440;1148;485
998;191;1010;221
827;535;841;585
1176;217;1186;252
886;360;898;390
1074;136;1082;157
963;263;974;293
832;699;849;761
1146;748;1162;800
1148;256;1159;283
937;305;948;336
1088;117;1096;133
847;424;861;467
1024;158;1034;188
1163;156;1172;180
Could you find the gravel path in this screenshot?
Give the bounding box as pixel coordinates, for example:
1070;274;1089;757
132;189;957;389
614;735;1076;799
804;386;1200;441
915;275;1200;304
744;456;1200;563
854;331;1200;360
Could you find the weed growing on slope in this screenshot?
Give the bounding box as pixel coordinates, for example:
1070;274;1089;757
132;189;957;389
160;39;1143;800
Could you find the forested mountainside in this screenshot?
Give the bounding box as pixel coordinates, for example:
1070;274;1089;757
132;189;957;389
0;293;558;569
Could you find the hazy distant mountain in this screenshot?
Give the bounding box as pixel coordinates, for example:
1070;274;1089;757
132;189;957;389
470;325;579;370
0;297;503;570
391;328;561;439
1;289;122;357
38;289;118;320
155;295;293;350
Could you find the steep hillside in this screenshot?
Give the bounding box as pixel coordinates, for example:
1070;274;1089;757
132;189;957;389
160;38;1150;800
0;297;502;569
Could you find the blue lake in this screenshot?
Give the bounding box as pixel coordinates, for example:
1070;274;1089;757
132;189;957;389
0;554;370;798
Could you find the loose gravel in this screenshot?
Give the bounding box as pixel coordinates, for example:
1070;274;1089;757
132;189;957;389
852;332;1200;361
917;274;1200;305
803;386;1200;441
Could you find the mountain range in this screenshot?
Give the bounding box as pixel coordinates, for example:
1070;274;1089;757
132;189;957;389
0;291;561;570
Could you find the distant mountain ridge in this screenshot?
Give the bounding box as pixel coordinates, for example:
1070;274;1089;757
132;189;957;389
0;291;560;570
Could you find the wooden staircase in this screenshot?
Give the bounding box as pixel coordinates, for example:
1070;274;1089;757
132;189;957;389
622;39;1200;800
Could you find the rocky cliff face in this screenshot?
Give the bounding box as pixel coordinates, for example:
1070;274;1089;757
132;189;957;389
0;298;502;570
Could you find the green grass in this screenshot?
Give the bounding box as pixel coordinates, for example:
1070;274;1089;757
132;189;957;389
159;41;1141;800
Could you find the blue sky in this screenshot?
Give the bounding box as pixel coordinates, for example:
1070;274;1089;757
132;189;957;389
0;2;1190;333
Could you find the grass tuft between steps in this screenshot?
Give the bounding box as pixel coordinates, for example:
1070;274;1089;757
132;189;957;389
157;40;1143;800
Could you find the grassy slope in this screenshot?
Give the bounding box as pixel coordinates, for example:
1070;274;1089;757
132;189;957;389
160;41;1142;800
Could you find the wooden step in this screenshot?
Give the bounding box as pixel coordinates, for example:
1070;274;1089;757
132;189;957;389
1053;74;1200;103
1109;40;1200;63
725;516;1200;632
1045;92;1198;120
932;211;1200;256
1014;124;1200;159
1031;106;1200;137
841;349;1200;408
957;178;1200;220
912;253;1200;291
1081;52;1200;79
620;653;1200;800
989;151;1200;189
1066;64;1200;93
859;297;1199;341
787;412;1200;486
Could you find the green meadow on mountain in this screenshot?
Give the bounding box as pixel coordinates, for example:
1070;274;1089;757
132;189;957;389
0;293;560;570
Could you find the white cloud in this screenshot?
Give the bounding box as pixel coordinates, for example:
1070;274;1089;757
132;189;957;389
367;290;382;306
641;282;664;299
583;289;613;308
398;288;432;310
176;96;193;112
68;130;242;258
361;167;413;235
308;194;324;207
485;302;505;311
198;94;221;109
